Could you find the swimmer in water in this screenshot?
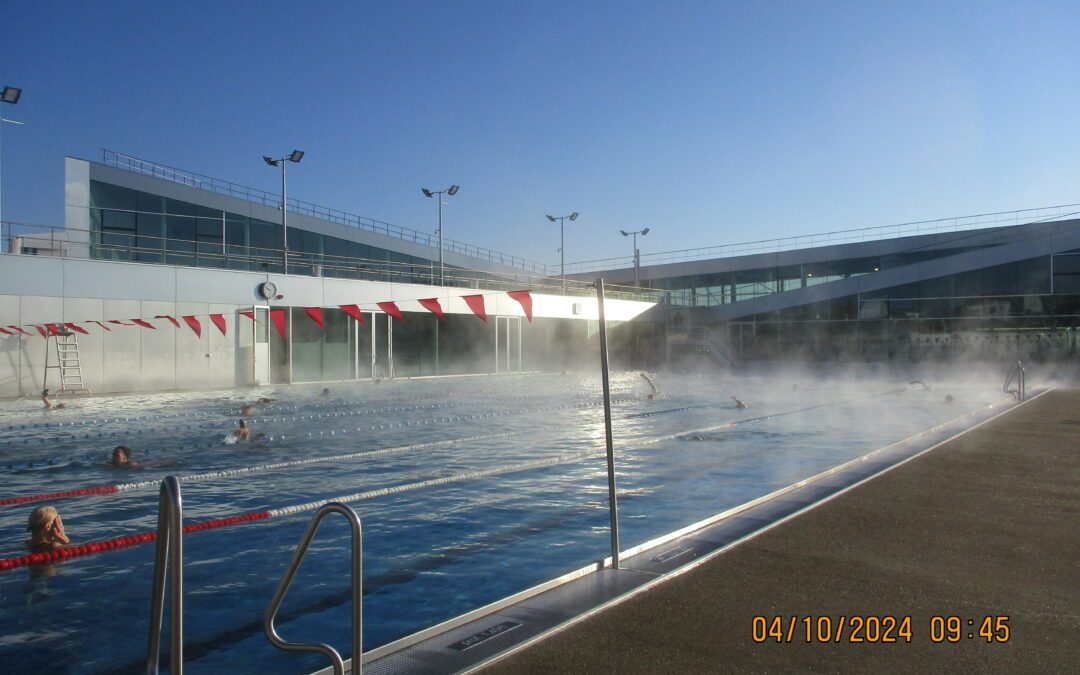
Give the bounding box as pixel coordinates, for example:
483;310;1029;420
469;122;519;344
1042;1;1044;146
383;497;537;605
909;380;931;391
240;405;257;416
256;397;275;405
732;396;748;409
639;373;658;400
944;394;954;404
42;389;65;410
236;419;251;441
321;387;331;396
111;445;137;467
26;506;70;552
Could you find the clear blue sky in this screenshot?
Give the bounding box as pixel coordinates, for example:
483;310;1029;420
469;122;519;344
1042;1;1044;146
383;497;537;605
2;1;1079;265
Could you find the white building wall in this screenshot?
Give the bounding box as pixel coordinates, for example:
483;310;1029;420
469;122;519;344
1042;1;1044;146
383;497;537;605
0;254;652;397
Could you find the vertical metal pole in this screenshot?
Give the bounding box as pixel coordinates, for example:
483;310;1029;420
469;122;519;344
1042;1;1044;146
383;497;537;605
287;307;294;384
438;192;444;286
595;278;620;568
494;315;499;373
0;105;4;228
561;218;566;293
282;163;288;275
370;314;375;379
252;305;257;385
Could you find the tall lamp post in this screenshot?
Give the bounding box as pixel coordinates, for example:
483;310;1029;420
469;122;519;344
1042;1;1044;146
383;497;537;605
262;150;304;274
421;184;459;286
546;211;579;293
0;85;22;235
620;227;650;286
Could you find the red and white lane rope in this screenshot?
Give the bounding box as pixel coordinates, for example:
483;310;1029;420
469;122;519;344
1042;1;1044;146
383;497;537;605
0;430;529;507
0;447;605;572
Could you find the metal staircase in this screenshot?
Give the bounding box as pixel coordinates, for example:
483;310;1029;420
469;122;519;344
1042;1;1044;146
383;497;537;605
43;330;91;395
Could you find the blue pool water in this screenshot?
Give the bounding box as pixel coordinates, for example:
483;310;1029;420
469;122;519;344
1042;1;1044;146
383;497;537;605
0;372;1012;673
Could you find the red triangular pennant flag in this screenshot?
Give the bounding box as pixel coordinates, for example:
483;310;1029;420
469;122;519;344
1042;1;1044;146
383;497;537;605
417;298;446;321
339;304;366;324
46;323;60;336
64;323;89;335
377;301;405;323
210;313;227;336
462;294;487;322
183;315;202;338
156;315;181;328
131;319;156;329
89;320;111;332
304;307;325;329
507;290;533;322
109;320;134;326
9;325;32;336
0;326;11;335
35;326;47;337
269;309;287;338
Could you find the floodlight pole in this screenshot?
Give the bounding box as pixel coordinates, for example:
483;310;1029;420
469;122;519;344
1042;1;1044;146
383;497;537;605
0;85;23;236
621;228;650;287
422;185;458;286
263;151;304;275
280;162;288;274
547;212;579;293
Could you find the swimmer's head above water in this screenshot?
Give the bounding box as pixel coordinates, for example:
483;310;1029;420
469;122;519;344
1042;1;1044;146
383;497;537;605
321;388;330;396
111;445;132;466
26;505;70;551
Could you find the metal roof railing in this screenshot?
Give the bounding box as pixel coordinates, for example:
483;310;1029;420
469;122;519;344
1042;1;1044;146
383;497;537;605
101;150;548;274
561;203;1080;275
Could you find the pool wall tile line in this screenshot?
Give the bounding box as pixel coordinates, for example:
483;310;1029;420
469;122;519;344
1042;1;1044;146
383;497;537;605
311;391;1042;675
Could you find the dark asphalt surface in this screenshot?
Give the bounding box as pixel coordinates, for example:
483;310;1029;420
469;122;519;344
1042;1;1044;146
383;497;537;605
483;389;1079;674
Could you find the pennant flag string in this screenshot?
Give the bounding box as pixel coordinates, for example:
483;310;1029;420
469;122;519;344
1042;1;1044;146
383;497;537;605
0;290;535;338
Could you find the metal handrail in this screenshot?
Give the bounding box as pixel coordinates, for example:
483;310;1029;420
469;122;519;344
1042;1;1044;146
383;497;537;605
101;149;548;273
562;204;1080;274
1003;360;1025;401
146;476;183;675
265;503;362;675
1;220;664;303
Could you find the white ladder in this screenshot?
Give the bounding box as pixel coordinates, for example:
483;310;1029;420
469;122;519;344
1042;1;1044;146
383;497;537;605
43;330;92;395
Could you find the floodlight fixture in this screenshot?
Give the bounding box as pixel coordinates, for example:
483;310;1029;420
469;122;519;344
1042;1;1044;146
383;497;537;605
422;188;434;198
569;212;579;221
288;150;304;162
641;227;650;235
263;156;278;166
620;230;629;237
447;185;459;196
546;215;556;222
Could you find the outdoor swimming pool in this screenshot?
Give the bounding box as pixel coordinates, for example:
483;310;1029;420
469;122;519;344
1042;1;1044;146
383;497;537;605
0;371;1015;673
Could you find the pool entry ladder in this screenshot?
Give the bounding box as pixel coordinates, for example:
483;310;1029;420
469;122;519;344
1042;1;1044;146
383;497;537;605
43;330;91;395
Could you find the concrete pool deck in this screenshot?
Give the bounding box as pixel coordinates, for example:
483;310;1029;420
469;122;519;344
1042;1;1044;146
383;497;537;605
480;388;1079;674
